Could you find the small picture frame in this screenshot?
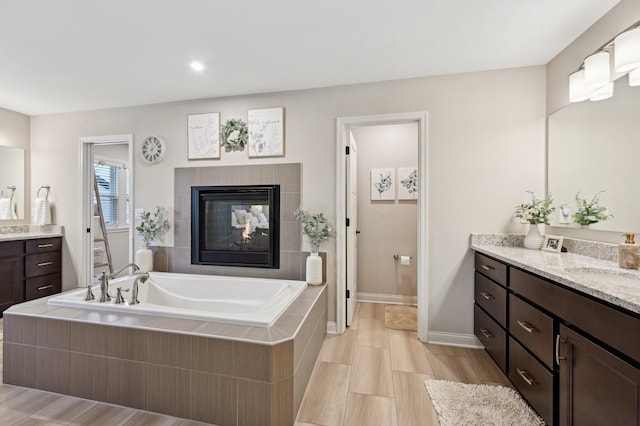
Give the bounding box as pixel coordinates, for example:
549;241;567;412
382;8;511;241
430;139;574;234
542;235;564;253
188;112;220;160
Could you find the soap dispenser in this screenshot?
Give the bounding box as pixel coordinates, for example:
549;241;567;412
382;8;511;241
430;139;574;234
618;234;640;269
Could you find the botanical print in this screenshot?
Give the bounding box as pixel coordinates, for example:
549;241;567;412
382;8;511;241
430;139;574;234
188;112;220;159
398;167;418;200
371;168;395;200
248;107;284;157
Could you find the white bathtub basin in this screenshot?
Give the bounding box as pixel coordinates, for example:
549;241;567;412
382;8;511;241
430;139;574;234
48;272;307;327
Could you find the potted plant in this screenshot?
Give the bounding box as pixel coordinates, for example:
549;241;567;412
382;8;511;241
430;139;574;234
573;190;613;227
515;191;555;249
135;206;170;272
294;207;334;285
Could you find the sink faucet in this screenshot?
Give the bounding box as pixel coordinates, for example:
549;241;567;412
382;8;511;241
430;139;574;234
130;272;149;305
98;263;140;303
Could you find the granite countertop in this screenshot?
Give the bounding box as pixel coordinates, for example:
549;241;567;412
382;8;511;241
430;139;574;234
0;224;64;241
471;241;640;315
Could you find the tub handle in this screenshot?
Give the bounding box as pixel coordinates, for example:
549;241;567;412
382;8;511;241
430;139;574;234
115;287;129;304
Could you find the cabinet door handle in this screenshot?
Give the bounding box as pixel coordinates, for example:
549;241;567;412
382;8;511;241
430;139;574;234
480;264;495;271
479;328;493;339
555;334;567;364
480;292;493;300
37;285;53;291
37;244;54;248
516;368;535;386
516;320;536;334
37;261;53;267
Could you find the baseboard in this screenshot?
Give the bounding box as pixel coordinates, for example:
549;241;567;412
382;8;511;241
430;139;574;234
426;331;483;349
326;321;338;334
357;292;417;305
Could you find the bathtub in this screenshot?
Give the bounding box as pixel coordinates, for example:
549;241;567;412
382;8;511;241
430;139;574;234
48;272;307;327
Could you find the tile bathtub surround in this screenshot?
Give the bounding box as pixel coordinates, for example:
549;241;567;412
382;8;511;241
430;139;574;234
171;163;303;280
2;285;327;426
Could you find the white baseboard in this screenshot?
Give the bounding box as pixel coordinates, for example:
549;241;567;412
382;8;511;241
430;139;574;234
426;331;483;349
326;321;338;334
357;292;417;305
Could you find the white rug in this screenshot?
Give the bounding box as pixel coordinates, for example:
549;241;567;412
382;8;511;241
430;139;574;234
425;380;545;426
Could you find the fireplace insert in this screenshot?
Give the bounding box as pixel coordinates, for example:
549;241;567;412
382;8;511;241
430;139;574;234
191;185;280;268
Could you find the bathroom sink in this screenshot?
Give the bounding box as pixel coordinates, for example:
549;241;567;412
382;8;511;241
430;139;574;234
563;266;640;285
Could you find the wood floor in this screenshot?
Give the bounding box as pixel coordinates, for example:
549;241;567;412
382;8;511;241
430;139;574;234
294;302;511;426
0;303;510;425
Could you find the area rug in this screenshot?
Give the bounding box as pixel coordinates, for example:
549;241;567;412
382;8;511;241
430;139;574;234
384;305;417;331
425;380;545;426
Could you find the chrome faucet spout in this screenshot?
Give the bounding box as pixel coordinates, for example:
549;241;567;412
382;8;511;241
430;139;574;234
108;263;140;279
130;272;150;305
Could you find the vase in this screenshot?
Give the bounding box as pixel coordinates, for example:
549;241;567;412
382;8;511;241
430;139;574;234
306;253;323;285
135;246;153;272
523;224;544;250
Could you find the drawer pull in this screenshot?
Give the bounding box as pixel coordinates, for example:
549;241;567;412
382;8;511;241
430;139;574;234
37;244;54;248
37;261;54;267
480;292;494;300
555;334;567;364
37;285;53;291
480;264;495;271
516;320;537;334
516;368;535;386
479;328;493;339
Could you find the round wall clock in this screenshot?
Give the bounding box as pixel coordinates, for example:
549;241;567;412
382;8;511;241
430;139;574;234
140;136;166;164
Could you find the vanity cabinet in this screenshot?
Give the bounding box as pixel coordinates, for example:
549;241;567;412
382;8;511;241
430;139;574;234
0;236;61;315
474;251;640;425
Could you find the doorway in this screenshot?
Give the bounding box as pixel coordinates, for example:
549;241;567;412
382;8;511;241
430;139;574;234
336;112;428;341
79;134;134;287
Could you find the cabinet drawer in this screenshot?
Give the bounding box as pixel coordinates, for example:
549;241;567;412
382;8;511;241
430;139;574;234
26;251;61;278
474;272;507;327
25;273;61;300
0;240;23;258
474;304;506;372
475;252;507;286
509;337;554;425
26;237;61;254
510;294;554;368
511;267;640;364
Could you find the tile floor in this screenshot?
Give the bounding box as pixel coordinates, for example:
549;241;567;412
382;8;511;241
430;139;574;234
0;303;510;425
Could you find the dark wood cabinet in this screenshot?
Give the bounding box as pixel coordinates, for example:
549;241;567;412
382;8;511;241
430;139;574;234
0;236;61;315
558;324;640;426
474;250;640;425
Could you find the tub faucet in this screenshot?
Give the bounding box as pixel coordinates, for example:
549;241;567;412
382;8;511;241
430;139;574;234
108;263;140;279
130;272;150;305
98;263;140;303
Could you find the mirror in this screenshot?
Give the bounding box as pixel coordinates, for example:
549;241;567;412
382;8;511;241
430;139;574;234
548;75;640;233
0;146;25;220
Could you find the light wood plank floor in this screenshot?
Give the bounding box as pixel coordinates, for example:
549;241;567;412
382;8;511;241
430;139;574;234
0;303;510;425
295;302;511;426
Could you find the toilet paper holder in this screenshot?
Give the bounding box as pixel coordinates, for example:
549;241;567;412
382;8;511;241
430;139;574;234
393;254;412;259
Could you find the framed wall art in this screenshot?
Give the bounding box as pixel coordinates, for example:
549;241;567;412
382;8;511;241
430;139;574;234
371;168;395;200
187;112;220;160
398;167;418;200
247;107;284;158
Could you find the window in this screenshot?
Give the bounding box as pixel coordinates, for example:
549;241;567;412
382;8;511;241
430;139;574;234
94;158;130;227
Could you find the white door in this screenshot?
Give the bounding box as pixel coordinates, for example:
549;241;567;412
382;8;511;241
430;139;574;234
346;132;358;326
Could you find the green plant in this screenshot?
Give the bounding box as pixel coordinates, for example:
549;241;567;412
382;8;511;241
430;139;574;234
220;118;248;152
293;207;334;253
136;206;170;246
573;191;613;225
515;191;555;225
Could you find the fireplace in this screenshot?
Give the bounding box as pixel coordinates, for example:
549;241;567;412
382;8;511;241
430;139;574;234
191;185;280;268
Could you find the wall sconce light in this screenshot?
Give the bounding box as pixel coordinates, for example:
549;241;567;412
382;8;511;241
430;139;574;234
569;20;640;103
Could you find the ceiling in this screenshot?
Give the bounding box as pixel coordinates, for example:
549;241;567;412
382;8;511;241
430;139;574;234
0;0;621;116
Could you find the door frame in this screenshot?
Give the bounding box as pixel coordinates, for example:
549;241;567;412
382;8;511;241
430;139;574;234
78;134;135;287
335;112;429;341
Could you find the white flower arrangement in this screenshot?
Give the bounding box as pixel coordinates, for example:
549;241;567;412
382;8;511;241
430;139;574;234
515;191;555;225
573;191;613;226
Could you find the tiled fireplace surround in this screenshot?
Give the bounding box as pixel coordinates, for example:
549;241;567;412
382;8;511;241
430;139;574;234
3;163;328;425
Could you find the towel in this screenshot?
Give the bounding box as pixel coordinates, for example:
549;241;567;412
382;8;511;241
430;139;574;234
0;197;10;220
33;197;51;225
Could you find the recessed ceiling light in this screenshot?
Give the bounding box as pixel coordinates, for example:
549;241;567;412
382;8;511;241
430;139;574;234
189;60;205;72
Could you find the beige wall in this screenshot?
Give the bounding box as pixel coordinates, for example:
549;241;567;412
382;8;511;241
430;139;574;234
30;65;546;334
351;123;418;298
0;106;30;223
